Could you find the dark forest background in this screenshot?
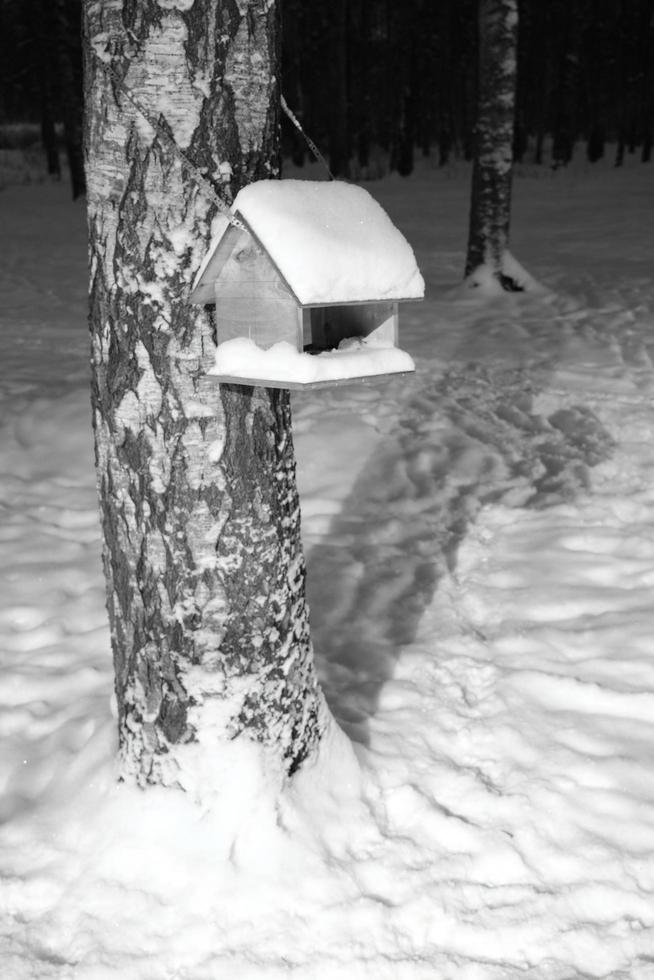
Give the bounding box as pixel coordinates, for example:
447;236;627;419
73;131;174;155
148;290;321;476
1;0;652;195
283;0;654;175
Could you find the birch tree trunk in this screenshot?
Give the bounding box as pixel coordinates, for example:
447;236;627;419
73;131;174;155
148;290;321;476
83;0;327;795
464;0;522;290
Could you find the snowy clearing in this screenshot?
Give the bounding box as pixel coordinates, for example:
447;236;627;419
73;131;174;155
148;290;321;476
1;156;654;979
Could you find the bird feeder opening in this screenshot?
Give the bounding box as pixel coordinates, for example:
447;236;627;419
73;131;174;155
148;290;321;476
302;301;396;354
189;179;424;389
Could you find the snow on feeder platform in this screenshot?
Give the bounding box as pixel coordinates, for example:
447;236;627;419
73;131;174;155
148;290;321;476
190;179;424;389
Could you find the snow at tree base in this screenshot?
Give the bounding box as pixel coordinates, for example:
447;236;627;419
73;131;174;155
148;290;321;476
1;156;654;978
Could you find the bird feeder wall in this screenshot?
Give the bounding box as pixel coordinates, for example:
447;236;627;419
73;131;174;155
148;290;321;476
212;230;300;350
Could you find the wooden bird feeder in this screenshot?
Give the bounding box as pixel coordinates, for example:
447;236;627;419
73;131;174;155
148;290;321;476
189;180;424;389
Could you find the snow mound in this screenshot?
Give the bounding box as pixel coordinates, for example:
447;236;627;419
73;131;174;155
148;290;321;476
211;337;415;385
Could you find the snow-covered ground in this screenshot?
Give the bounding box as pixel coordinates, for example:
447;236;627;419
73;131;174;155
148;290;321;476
2;155;654;979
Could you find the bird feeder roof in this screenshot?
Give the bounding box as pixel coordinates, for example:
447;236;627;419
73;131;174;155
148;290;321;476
191;179;425;307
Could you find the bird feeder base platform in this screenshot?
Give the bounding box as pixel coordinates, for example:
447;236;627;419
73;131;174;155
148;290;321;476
211;370;415;390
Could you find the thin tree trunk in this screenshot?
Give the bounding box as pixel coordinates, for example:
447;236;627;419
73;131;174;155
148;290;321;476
83;0;326;794
38;72;61;177
328;0;349;177
464;0;521;289
639;0;653;162
56;0;85;198
586;125;605;164
523;0;548;168
551;33;578;169
37;0;61;179
615;131;626;167
392;0;417;177
350;0;371;173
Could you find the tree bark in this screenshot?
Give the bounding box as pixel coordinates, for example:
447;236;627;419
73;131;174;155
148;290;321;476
83;0;326;794
464;0;521;289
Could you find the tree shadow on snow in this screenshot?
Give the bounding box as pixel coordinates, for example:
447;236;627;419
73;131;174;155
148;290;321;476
306;365;615;745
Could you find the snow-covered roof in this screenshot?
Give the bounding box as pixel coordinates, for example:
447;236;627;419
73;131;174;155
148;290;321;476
191;179;424;306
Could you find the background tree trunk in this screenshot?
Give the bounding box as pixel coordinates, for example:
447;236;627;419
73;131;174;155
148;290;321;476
549;0;584;169
35;0;61;178
464;0;521;289
349;0;372;174
391;0;417;177
83;0;326;794
55;0;85;198
327;0;350;177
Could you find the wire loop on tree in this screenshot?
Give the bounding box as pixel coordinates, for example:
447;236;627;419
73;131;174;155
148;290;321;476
280;96;334;180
